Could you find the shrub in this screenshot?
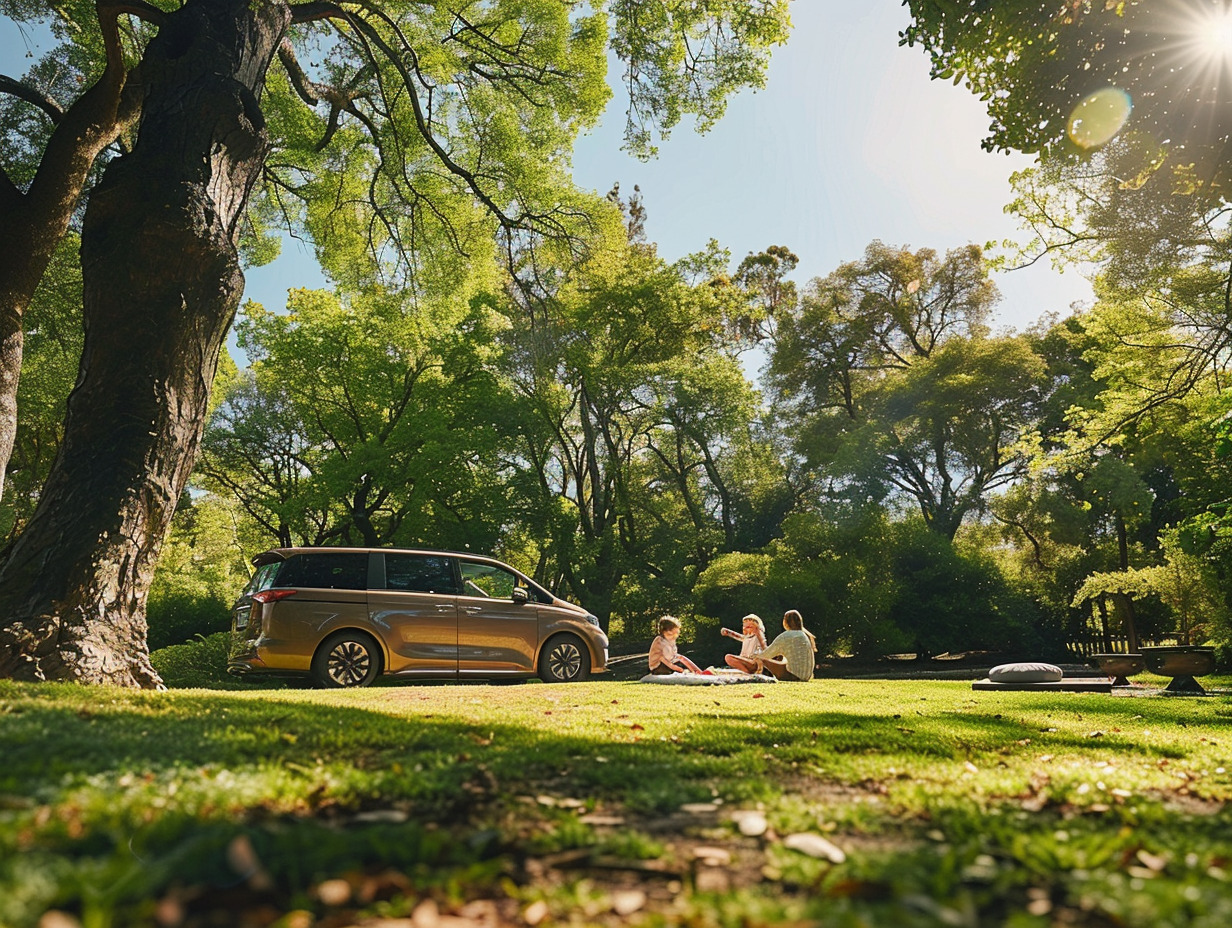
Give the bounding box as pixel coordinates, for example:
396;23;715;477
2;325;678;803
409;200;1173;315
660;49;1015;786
151;631;291;689
146;590;232;651
150;632;234;689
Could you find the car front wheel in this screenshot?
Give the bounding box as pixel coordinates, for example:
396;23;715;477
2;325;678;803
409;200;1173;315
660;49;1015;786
539;634;591;683
312;631;383;688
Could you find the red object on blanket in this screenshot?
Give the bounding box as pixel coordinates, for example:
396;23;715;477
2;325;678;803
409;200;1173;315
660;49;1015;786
700;669;714;675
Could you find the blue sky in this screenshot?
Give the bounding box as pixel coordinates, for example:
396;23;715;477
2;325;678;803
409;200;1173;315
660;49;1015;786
2;2;1093;334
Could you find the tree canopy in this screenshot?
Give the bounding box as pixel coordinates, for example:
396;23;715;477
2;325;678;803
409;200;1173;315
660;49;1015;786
903;1;1232;173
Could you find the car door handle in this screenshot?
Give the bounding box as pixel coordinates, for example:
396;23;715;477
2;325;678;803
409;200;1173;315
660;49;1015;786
436;604;454;612
464;606;483;614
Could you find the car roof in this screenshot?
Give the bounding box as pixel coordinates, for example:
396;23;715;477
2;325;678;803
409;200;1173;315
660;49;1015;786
252;547;511;567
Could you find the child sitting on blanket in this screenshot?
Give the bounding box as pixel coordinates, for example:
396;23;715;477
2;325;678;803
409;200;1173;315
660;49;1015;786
721;614;767;673
648;615;703;675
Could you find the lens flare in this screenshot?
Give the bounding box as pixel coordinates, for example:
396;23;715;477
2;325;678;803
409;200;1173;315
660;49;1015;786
1067;87;1133;149
1189;4;1232;63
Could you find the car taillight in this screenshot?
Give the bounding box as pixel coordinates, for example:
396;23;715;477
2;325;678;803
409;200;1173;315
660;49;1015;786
251;589;297;604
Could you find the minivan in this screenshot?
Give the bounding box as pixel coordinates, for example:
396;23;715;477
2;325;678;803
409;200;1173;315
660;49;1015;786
228;547;608;687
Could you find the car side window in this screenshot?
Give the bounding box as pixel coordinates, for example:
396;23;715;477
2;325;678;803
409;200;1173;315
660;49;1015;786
244;561;282;596
275;553;368;590
384;554;460;595
459;561;524;601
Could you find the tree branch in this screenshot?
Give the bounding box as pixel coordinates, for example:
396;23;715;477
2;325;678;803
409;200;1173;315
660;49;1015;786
0;75;63;123
290;1;348;24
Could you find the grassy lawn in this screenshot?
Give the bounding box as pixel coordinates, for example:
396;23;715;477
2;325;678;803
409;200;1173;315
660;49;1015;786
2;654;1230;927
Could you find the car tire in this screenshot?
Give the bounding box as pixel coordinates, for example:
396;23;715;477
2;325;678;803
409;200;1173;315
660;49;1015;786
312;631;383;688
538;634;591;683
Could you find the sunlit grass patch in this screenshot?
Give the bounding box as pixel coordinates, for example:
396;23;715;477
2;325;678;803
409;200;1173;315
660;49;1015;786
1;676;1229;927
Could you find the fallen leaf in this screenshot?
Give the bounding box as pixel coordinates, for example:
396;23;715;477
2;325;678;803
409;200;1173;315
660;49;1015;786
316;878;351;906
611;890;646;915
412;898;439;928
783;832;846;863
732;810;768;837
693;846;732;866
1137;849;1168;872
578;813;625;826
37;912;82;928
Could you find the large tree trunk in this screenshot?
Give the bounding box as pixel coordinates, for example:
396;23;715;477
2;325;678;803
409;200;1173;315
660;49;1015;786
0;0;290;686
0;12;133;502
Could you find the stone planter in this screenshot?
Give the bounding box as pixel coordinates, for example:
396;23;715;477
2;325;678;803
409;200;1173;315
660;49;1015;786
1139;646;1217;694
1089;653;1145;686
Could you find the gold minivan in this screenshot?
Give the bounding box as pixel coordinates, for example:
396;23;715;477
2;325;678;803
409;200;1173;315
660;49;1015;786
228;547;608;687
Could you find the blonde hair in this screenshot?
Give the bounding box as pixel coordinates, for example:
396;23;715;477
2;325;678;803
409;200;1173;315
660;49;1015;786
741;613;765;634
658;615;682;635
783;609;817;652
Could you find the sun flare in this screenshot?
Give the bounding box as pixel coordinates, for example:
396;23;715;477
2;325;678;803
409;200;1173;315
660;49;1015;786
1186;2;1232;64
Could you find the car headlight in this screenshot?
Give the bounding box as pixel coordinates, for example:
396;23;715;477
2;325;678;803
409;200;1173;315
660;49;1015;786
584;613;601;628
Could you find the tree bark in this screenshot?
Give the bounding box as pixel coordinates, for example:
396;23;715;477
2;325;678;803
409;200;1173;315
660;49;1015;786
0;4;134;502
0;0;291;686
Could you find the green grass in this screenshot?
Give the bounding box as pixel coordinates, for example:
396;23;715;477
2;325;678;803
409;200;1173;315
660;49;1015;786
1;666;1230;928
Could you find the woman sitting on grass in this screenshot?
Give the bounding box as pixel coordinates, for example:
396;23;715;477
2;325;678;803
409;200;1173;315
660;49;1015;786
753;609;817;682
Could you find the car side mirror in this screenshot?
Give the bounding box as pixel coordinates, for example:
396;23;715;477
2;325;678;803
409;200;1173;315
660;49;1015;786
511;587;529;605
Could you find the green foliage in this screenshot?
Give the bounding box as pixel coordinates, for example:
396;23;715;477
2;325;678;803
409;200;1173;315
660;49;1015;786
146;595;231;653
702;510;1047;660
903;0;1232;176
497;229;786;632
149;631;233;689
0;234;82;542
607;0;792;157
146;494;254;650
770;241;1043;539
201;285;514;550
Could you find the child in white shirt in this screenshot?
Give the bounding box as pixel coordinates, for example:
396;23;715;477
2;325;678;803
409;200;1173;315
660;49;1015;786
721;613;767;673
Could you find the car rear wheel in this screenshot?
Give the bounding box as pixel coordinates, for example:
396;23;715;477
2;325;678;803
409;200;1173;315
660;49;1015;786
539;634;590;683
312;631;383;688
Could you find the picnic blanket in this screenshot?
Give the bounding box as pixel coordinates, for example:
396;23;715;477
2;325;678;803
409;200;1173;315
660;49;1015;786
637;670;775;685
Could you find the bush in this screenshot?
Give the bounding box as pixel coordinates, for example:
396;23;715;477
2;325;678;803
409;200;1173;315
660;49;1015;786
709;511;1049;660
146;590;232;651
150;632;234;688
151;631;291;689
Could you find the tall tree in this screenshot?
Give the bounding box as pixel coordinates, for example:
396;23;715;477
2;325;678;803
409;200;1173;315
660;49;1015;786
904;2;1232;287
770;242;1046;539
0;0;792;685
498;232;776;632
200;285;511;551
